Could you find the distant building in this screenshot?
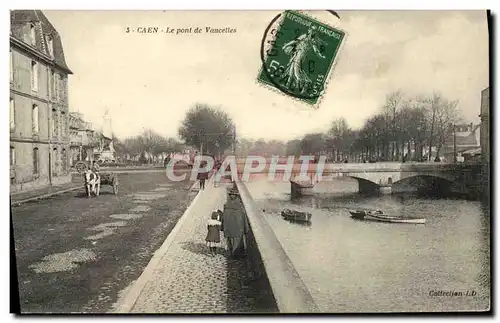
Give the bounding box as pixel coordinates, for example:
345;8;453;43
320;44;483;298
441;123;481;162
479;87;490;197
69;112;96;166
10;10;73;192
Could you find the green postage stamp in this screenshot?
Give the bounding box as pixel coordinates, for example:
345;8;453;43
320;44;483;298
258;10;346;106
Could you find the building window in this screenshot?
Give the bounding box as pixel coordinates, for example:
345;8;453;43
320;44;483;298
31;60;38;91
10;50;13;83
52;109;57;135
46;35;54;57
61;76;66;102
10;146;15;166
54;72;59;100
30;23;36;45
48;69;52;97
61;111;66;136
49;69;55;98
33;147;39;175
32;104;39;134
62;148;67;172
10;98;15;131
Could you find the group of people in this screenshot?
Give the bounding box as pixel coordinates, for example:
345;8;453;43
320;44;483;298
204;186;248;257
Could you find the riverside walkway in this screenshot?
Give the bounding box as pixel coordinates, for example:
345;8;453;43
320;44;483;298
112;179;276;313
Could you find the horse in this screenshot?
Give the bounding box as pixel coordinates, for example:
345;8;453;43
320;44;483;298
84;169;101;197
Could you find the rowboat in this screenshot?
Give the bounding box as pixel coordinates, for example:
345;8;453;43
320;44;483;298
348;209;426;224
281;209;312;223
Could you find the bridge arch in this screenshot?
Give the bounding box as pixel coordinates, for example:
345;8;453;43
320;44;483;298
348;176;381;194
397;171;456;183
393;174;455;197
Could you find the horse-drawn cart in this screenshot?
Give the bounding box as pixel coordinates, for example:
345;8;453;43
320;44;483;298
100;172;119;195
79;162;119;195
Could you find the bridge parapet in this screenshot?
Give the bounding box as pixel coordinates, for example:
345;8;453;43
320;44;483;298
235;180;319;313
232;160;462;175
400;162;477;172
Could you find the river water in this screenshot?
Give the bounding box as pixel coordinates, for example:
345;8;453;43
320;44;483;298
245;176;490;313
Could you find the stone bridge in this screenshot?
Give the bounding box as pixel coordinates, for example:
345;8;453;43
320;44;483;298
231;160;482;198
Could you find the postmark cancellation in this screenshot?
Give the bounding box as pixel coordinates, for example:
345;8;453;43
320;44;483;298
257;10;346;107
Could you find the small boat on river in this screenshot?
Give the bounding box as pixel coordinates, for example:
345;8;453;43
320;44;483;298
348;209;426;224
281;209;312;223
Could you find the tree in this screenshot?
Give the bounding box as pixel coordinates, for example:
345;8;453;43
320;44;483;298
285;139;302;157
300;133;325;155
137;129;166;157
235;138;254;157
401;101;427;160
420;92;442;160
178;103;236;156
252;138;267;155
434;99;460;156
122;137;142;156
382;91;404;160
326;118;353;161
112;133;129;160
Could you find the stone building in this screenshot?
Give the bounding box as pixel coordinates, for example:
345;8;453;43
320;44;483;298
69;112;96;166
10;10;73;192
441;123;481;162
479;87;490;197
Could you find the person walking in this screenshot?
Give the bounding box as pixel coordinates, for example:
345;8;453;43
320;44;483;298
91;160;100;174
205;211;222;255
213;159;222;187
197;161;208;190
222;189;249;258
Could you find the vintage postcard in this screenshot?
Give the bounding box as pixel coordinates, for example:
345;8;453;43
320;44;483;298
9;10;491;315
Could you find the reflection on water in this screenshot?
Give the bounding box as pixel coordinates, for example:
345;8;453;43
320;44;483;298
246;176;490;313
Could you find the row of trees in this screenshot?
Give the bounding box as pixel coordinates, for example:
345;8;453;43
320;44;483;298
112;91;461;164
113;130;186;163
235;91;462;162
113;103;237;162
354;91;460;161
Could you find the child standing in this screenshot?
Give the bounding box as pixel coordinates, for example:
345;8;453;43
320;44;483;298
205;211;222;255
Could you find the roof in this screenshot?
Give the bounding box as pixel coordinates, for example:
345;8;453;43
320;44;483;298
10;10;72;74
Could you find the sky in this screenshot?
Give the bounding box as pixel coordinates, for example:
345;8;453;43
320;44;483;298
44;10;489;141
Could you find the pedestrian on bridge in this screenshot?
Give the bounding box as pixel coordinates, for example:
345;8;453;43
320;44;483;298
206;211;222;256
222;191;249;258
197;161;209;190
213;159;222;187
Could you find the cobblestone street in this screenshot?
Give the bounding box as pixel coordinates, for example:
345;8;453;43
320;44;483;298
116;180;277;313
11;171;196;313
